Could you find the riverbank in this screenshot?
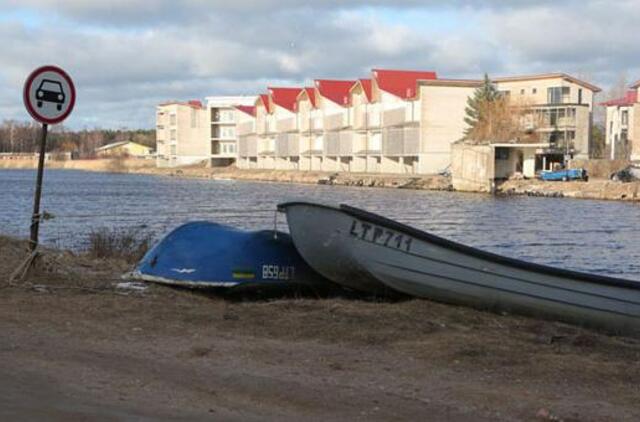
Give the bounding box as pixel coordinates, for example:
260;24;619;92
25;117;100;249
1;235;640;420
498;178;640;201
4;158;640;202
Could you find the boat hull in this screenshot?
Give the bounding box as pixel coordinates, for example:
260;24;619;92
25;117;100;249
131;221;329;288
279;202;640;335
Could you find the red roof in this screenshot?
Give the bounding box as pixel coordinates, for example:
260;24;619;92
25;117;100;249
159;99;203;109
257;94;272;113
294;87;317;111
315;79;356;106
268;87;303;112
349;79;373;102
600;90;637;107
359;79;373;102
372;69;437;99
235;105;256;116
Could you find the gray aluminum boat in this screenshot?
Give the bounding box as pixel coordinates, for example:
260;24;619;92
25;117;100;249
278;201;640;335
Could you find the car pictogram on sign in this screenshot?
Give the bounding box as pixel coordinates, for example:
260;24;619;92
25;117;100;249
23;65;75;125
36;79;66;111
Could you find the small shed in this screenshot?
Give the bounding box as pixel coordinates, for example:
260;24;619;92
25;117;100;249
451;142;551;192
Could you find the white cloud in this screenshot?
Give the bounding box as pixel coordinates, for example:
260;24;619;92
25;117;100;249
0;1;637;128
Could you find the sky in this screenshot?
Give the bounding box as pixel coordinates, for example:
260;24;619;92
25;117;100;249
0;0;637;129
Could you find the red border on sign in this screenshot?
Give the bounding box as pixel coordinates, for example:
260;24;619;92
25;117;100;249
23;65;76;125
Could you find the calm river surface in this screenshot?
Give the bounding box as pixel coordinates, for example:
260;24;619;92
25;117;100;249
1;169;640;281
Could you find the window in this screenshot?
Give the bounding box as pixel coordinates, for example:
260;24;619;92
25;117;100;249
170;129;177;141
498;90;511;98
520;89;525;95
622;110;629;125
495;147;509;160
532;88;537;94
578;89;583;105
610;121;614;135
547;86;570;104
220;126;236;139
170;145;176;155
169;113;177;125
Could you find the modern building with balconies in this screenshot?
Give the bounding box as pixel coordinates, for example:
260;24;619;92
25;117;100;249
491;73;600;161
156;96;256;168
207;96;257;167
235;70;600;175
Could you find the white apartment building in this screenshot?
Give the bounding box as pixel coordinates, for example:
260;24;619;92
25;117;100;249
155;96;256;168
236;70;600;175
207;96;257;166
156;100;208;168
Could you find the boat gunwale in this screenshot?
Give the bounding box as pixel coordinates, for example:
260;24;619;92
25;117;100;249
277;201;640;292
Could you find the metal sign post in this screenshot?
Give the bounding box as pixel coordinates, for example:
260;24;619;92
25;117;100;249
22;65;76;252
29;123;48;251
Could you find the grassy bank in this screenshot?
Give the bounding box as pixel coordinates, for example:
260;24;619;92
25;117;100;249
1;235;640;420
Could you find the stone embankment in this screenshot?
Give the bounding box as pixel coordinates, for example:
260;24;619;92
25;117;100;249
498;178;640;201
4;157;640;201
0;158;453;191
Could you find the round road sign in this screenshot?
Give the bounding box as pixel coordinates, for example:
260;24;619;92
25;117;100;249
23;65;76;125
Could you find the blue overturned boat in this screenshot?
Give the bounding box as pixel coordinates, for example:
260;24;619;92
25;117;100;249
130;221;330;288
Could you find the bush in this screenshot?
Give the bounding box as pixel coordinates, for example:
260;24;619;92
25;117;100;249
86;228;151;263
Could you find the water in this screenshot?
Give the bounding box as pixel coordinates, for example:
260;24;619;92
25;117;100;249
1;169;640;281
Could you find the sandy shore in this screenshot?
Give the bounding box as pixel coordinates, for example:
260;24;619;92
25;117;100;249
1;235;640;421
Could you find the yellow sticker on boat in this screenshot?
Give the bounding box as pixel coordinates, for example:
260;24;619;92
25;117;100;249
232;270;255;280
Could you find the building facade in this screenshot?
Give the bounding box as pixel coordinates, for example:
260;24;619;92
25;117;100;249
207;96;257;166
601;89;639;160
155;96;256;168
236;70;600;175
156;100;208;168
492;73;600;161
95;141;154;158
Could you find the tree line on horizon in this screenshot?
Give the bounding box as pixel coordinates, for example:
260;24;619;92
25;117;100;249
0;120;155;157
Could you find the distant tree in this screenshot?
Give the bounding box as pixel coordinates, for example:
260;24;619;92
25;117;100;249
464;74;501;139
590;124;606;159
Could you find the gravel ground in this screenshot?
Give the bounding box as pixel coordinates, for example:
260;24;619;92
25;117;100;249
1;236;640;421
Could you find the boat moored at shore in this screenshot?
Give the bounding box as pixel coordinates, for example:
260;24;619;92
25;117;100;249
278;201;640;335
130;221;330;289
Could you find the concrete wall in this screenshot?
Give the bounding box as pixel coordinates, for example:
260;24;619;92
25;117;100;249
418;85;476;174
451;143;494;192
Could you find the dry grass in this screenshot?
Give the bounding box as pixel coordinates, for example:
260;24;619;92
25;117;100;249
86;227;151;263
466;96;541;144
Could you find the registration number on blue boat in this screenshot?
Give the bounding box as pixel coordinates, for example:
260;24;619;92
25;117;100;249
349;220;413;252
262;265;296;281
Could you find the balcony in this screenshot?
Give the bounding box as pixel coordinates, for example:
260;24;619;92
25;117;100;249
352;109;367;130
324;112;349;130
382;127;420;156
275;133;300;157
382;103;419;127
339;132;354;155
237;121;255;136
238;135;258;157
211;110;235;124
258;139;276;155
276;116;297;133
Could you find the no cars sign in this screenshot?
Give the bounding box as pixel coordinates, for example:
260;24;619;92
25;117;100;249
23;65;76;125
